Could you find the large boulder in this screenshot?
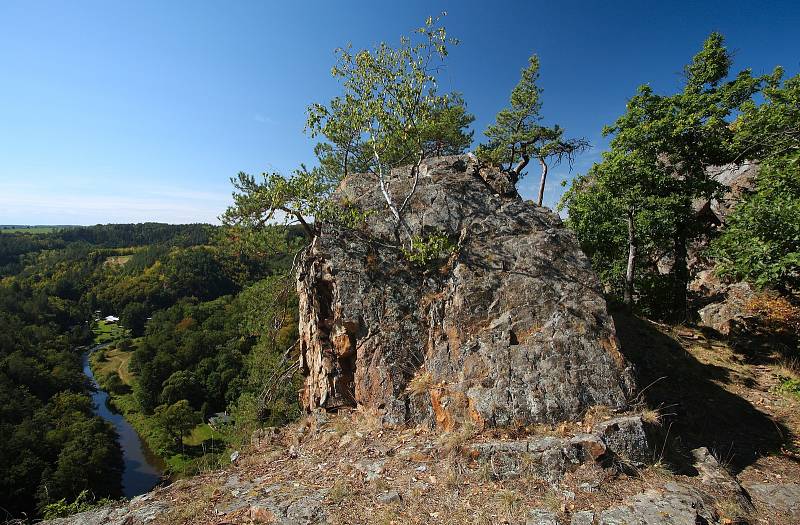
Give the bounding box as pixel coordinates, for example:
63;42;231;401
297;155;635;427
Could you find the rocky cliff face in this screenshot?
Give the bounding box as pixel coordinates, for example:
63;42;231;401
297;155;635;428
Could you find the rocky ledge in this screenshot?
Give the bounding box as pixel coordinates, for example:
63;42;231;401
44;410;800;524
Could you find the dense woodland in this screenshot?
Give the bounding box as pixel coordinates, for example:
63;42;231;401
1;17;798;523
0;223;301;519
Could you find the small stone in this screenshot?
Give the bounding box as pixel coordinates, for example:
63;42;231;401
377;490;402;504
230;450;240;463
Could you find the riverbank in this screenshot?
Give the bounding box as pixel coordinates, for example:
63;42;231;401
82;346;163;498
87;327;231;478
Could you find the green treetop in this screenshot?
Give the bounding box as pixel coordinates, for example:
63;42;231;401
223;15;474;250
477;54;589;206
561;32;764;317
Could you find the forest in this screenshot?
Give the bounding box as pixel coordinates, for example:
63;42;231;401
0;223;301;519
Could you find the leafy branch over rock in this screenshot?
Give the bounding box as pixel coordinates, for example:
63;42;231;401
224;15;474;253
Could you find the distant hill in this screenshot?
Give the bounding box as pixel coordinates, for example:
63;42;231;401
0;225;77;233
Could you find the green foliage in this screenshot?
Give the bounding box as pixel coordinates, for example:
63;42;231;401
709;153;800;290
775;377;800;399
733;70;800;159
477;54;588;202
0;223;299;518
561;32;762;317
401;233;455;267
42;489;114;520
306;14;468;175
224;15;473;253
154;400;201;451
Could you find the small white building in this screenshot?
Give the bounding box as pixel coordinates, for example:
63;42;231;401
104;315;119;323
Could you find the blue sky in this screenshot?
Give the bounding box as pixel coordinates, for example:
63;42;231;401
1;1;798;225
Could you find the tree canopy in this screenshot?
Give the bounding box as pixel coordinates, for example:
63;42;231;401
561;32;764;317
223;15;474;250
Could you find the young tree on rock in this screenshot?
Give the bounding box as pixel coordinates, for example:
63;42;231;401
477;55;589;206
223;15;473;250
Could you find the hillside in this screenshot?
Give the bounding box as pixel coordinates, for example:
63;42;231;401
44;316;800;524
43;157;800;525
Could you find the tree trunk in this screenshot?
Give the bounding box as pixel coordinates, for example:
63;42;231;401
671;228;689;321
624;209;637;307
536;158;549;206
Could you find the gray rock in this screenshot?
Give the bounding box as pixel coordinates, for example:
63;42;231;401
43;501;170;525
297;154;635;428
744;482;800;520
697;282;757;335
354;458;386;482
592;416;650;466
691;447;753;513
599;482;717;524
694;161;759;225
377;490;402;504
469;435;581;482
570;511;594;525
526;508;560;525
468;415;651;482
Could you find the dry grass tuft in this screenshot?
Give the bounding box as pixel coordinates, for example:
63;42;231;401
715;497;751;523
494;488;523;519
326;479;349;505
641;408;662;426
406;370;435;397
776;357;800;380
746;294;800;333
436;419;478;457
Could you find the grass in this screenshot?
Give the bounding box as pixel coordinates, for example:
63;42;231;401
775;378;800;399
184;424;216;446
92;320;129;344
91;347;135;385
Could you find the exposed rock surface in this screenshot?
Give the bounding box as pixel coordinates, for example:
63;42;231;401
688;161;761;332
744;482;800;521
468;415;652;482
298;155;635;427
44;494;168;525
694;277;757;335
695;161;759;226
599;482;717;524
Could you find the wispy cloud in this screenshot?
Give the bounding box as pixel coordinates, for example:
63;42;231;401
253;113;275;124
0;183;232;225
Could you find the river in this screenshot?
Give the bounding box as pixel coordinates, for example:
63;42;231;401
82;346;164;498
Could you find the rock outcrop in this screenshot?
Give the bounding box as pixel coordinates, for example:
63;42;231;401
297;155;635;428
689;161;761;332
